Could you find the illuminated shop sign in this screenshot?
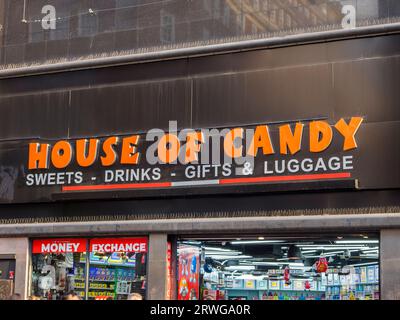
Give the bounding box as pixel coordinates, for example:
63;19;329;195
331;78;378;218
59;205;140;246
89;238;148;253
25;117;362;193
32;239;87;254
32;238;148;254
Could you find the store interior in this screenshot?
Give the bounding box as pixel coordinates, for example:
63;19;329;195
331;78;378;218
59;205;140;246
31;248;147;300
178;234;380;300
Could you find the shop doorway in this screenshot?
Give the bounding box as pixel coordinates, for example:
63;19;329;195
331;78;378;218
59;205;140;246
0;255;16;300
177;234;380;300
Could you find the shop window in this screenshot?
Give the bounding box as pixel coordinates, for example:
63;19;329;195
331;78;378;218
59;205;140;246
177;235;380;301
30;237;148;300
88;238;147;300
31;239;87;300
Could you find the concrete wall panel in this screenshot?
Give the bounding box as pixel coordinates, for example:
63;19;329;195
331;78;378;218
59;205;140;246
0;237;29;299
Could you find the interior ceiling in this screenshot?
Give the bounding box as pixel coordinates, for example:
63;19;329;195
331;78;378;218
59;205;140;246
180;233;380;270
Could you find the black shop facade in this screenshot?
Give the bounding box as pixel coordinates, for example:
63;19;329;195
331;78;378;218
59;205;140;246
0;32;399;301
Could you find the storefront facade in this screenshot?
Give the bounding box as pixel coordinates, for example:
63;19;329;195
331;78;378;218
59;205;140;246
0;24;400;299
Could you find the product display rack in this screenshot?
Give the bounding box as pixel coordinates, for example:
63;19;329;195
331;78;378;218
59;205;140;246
224;286;325;301
202;264;380;301
325;282;379;300
71;258;138;300
88;264;135;300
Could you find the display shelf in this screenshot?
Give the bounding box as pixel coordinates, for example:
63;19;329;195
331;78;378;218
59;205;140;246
88;261;136;267
265;289;325;293
88;279;134;282
225;288;324;293
325;282;378;287
225;288;258;291
88;292;129;295
89;279;116;282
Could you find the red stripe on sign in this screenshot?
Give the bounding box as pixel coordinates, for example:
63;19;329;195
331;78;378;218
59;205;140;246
220;172;351;185
62;182;171;192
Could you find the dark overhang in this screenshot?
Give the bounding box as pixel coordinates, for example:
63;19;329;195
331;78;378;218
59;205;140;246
1;22;400;79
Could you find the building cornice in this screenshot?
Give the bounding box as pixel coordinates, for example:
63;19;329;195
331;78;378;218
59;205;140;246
1;22;400;79
0;213;399;237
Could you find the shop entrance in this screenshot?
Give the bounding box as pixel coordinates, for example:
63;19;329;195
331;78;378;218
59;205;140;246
177;234;380;301
0;255;16;300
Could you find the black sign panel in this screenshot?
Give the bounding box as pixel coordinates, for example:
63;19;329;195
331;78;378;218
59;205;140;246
0;118;398;204
0;34;399;204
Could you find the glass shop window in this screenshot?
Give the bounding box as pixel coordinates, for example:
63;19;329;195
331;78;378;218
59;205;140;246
31;237;148;300
178;234;380;301
88;238;147;300
31;239;87;300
